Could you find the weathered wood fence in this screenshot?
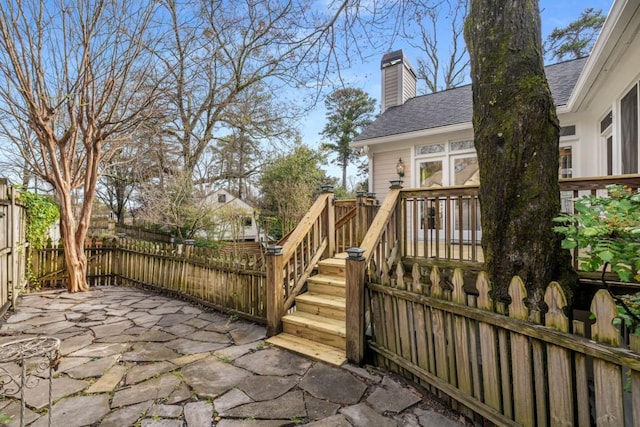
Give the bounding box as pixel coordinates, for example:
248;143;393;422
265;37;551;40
0;179;28;316
32;238;267;322
363;263;640;426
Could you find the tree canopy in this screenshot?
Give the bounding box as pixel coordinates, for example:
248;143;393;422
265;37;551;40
321;88;376;190
259;144;330;238
545;7;606;61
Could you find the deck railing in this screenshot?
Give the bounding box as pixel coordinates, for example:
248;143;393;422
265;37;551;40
266;189;335;335
395;174;640;269
344;174;640;423
335;196;379;254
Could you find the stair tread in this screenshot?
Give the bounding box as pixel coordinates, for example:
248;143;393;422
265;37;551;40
266;333;346;366
296;292;346;308
306;274;345;285
283;311;346;336
318;258;346;267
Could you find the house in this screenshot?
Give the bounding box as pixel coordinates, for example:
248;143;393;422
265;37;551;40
352;0;640;202
202;189;262;242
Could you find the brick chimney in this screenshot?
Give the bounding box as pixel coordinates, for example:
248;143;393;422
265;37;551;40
380;50;417;113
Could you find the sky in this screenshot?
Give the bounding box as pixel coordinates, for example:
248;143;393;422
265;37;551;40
307;0;615;185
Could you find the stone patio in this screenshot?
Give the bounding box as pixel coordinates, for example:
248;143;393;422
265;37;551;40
0;287;468;426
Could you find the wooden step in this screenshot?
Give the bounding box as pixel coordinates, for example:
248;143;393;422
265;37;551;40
317;258;346;276
306;274;345;297
295;292;346;320
266;333;346;366
282;311;346;350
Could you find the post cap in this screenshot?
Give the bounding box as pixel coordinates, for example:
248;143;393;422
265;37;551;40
266;245;283;256
389;179;404;189
346;247;365;260
320;184;334;193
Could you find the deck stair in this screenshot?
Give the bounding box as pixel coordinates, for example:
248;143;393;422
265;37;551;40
266;256;348;366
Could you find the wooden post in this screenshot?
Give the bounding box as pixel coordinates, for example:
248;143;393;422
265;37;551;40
356;193;365;246
322;186;336;257
345;247;366;365
266;245;284;336
10;185;19;307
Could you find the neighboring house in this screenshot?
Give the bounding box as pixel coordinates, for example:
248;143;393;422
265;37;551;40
352;0;640;202
203;189;262;242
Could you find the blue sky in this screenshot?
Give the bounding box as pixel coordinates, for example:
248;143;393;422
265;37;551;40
309;0;614;184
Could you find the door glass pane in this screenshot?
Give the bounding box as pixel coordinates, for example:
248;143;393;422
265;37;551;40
559;146;572;178
419;160;443;187
453;156;479;185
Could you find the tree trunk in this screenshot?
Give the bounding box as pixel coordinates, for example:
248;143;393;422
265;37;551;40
465;0;576;310
58;190;90;293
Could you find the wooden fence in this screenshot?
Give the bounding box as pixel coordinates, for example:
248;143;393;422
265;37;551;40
0;179;28;316
32;237;267;323
364;262;640;426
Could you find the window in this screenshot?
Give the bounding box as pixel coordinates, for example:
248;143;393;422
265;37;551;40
218;194;226;203
600;111;613;176
621;84;639;174
243;217;252;227
600;111;612;133
559;125;576;137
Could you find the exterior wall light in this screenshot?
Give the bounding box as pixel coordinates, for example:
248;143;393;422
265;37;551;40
396;158;405;179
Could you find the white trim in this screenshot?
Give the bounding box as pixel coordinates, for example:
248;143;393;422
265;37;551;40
567;0;639;111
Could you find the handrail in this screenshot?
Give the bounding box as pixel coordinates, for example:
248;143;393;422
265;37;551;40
266;191;334;335
558;173;640;190
360;189;401;266
335;206;356;229
280;192;332;259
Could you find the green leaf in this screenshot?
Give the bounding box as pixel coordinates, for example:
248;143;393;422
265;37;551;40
598;250;614;263
561;239;577;249
582;227;600;237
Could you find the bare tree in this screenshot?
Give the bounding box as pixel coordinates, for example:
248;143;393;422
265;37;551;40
0;0;158;292
407;0;469;93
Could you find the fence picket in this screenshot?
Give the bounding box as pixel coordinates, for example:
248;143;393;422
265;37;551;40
631;335;640;426
572;320;591;426
508;277;534;426
452;269;472;396
429;267;449;383
476;272;501;412
544;282;573;426
591;289;624;426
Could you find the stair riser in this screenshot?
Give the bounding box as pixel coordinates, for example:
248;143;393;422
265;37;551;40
306;282;345;297
296;301;346;320
283;321;346;350
318;265;345;276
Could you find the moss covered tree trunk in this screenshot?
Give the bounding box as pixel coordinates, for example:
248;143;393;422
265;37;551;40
464;0;576;310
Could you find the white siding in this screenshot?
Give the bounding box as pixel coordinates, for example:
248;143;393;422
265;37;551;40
372;149;411;202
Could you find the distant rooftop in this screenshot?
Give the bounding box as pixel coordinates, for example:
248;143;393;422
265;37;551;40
355;57;588;142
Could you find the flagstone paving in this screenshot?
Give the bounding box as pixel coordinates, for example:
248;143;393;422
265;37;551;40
0;287;469;426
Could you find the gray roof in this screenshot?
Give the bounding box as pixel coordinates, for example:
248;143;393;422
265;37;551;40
355;57;588;142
